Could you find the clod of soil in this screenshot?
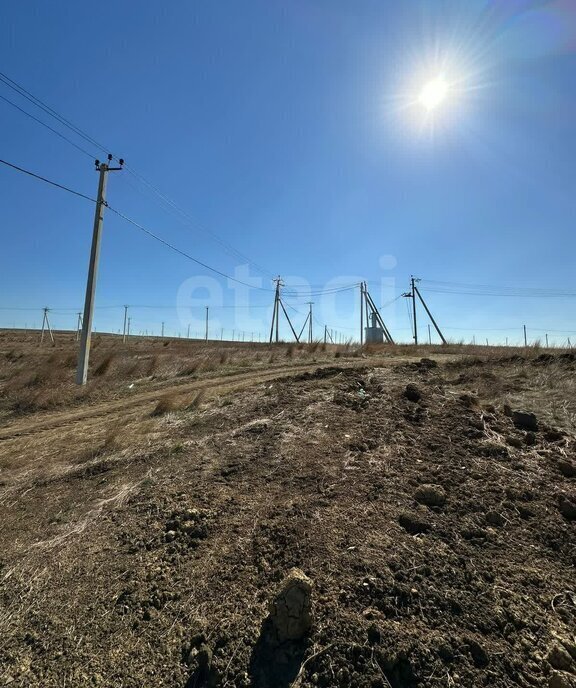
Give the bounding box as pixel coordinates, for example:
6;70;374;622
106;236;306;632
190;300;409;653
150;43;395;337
414;483;446;507
268;568;313;644
398;511;432;534
512;410;538;431
549;671;576;688
557;460;576;478
403;384;422;402
558;494;576;521
548;643;575;672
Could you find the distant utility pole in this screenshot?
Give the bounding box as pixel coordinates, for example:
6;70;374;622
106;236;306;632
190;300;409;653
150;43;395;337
76;155;123;385
523;324;527;347
40;307;54;346
360;283;364;345
205;306;209;341
127;317;131;337
268;276;299;343
270;277;282;343
161;322;165;337
411;276;418;345
307;302;313;343
232;329;235;341
122;305;129;343
221;328;224;341
428;324;431;345
76;312;82;342
546;333;549;348
187;323;191;338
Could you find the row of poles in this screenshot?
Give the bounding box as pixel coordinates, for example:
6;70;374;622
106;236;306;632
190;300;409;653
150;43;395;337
50;158;575;387
36;304;351;346
36;302;572;350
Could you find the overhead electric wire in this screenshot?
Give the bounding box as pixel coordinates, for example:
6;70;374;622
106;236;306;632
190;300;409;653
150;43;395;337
121;164;276;280
0;71;275;280
419;279;576;298
106;204;276;292
0;93;96;159
0;157;96;202
0;71;110;155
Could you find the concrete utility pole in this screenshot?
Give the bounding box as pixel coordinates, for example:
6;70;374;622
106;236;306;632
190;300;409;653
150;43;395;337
40;307;54;346
307;302;313;343
76;155;123;385
411;276;418;345
360;283;364;346
122;305;129;343
127;317;131;337
187;323;191;338
546;333;549;348
523;324;527;347
161;322;165;337
428;324;431;345
76;312;82;342
269;277;282;343
205;306;209;341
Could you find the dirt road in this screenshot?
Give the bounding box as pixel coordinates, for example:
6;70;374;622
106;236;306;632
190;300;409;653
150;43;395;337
0;360;363;442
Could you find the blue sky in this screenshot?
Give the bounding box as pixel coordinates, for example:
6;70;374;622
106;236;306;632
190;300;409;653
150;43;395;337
1;0;575;344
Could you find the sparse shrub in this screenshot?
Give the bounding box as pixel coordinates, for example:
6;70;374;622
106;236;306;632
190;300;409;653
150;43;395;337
286;345;295;358
220;352;229;365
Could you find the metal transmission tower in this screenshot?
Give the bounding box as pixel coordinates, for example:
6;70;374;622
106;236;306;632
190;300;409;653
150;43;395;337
404;277;447;345
360;282;394;344
76;155;124;384
268;277;300;343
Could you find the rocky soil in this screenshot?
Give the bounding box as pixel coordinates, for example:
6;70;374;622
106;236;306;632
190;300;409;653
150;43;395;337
0;353;575;687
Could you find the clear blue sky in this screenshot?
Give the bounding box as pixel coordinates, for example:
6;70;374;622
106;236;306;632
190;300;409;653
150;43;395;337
1;0;575;344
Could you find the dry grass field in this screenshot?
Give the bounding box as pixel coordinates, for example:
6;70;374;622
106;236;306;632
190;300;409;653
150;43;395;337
0;329;575;688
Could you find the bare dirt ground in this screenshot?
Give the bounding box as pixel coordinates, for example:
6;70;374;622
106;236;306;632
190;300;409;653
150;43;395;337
0;330;575;688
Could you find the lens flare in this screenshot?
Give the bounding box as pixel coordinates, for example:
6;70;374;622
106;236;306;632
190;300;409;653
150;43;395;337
419;76;449;111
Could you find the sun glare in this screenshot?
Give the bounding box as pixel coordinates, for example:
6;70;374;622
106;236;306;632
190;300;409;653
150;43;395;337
419;76;449;111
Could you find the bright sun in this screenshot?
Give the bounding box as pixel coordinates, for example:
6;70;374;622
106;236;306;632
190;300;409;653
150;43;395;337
419;76;449;111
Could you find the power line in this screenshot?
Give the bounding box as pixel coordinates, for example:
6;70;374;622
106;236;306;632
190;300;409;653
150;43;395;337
0;157;96;202
0;93;95;159
0;70;275;280
0;71;110;154
121;165;276;280
420;279;576;298
106;204;277;292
